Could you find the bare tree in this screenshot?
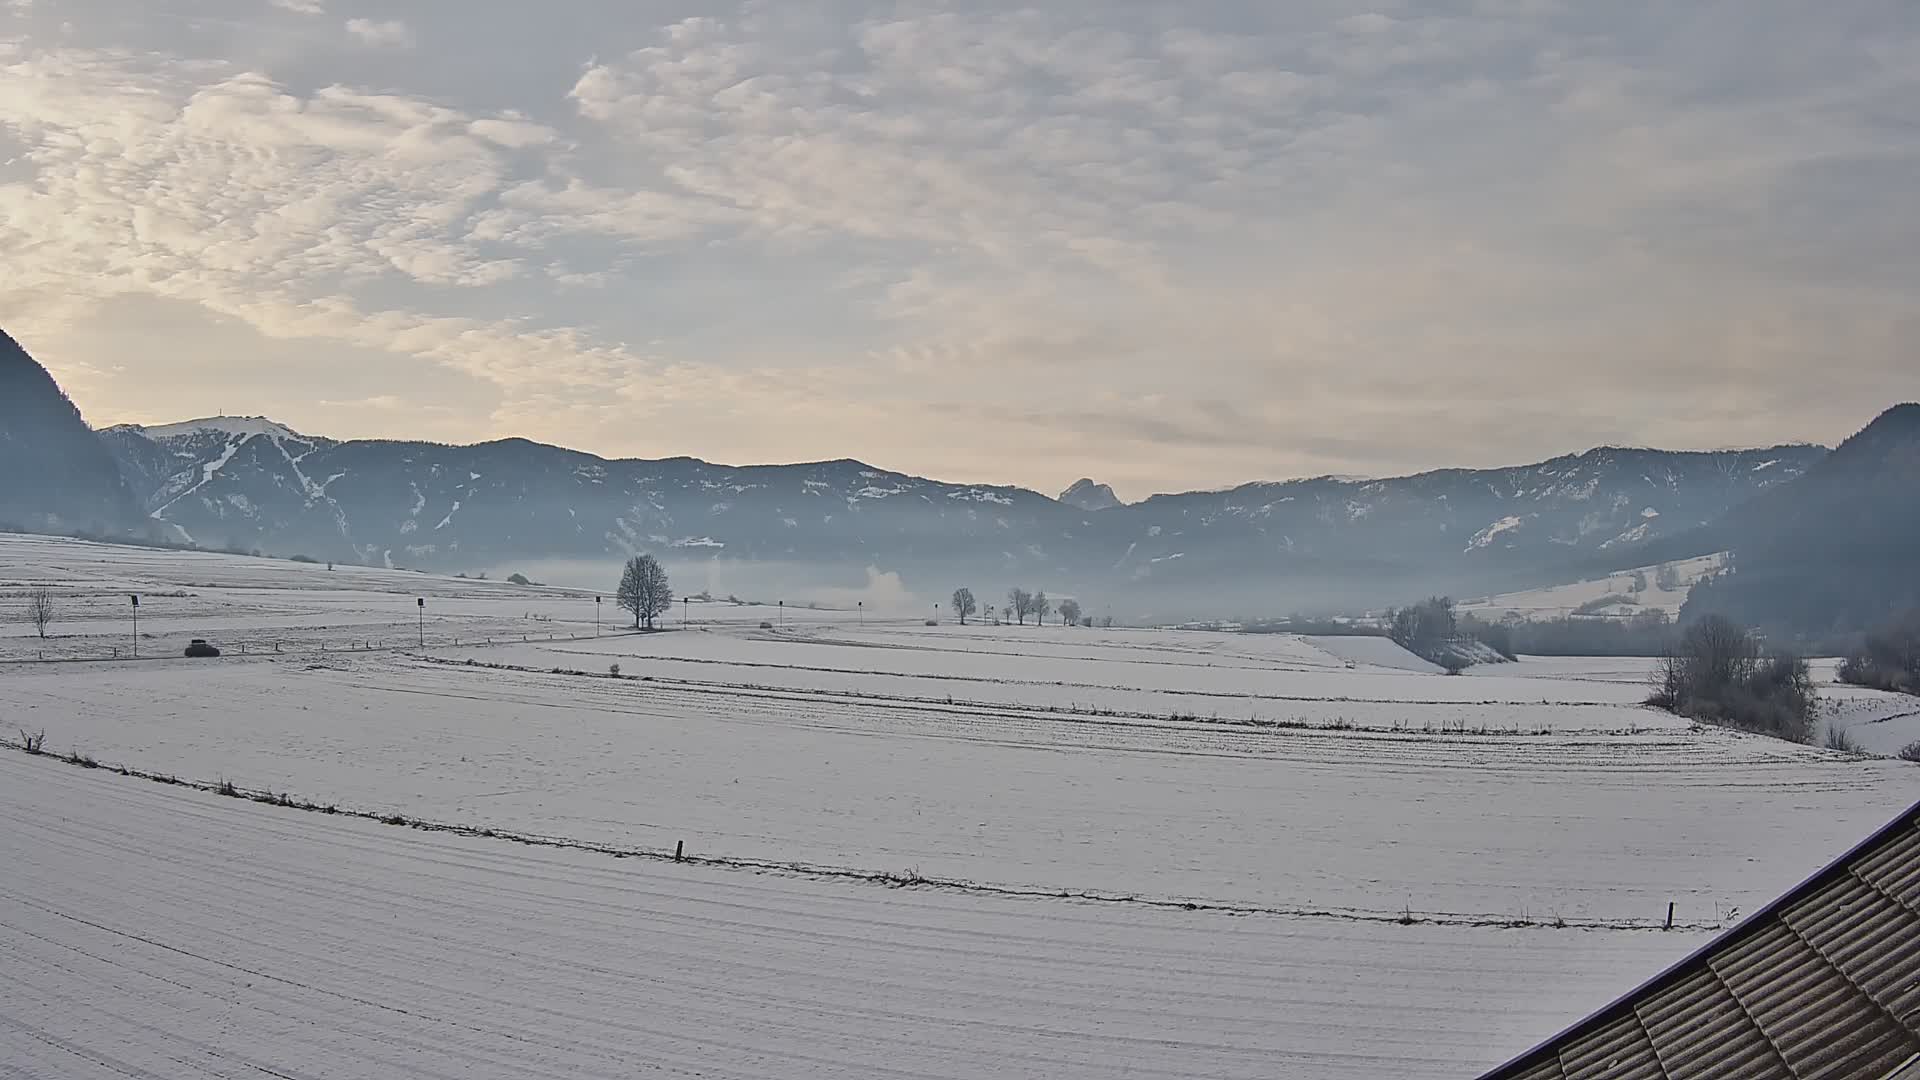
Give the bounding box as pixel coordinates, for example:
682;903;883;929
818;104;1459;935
1007;588;1032;625
951;588;977;625
25;588;53;639
617;555;673;630
1058;599;1082;626
1032;591;1051;625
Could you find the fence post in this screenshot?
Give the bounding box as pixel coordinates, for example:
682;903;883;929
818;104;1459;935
675;840;684;862
1666;902;1675;930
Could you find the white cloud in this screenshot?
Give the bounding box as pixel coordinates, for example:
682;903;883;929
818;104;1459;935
344;17;410;48
0;2;1916;494
269;0;325;14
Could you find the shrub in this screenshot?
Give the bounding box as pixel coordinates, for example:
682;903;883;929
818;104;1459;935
1573;594;1637;616
1649;615;1816;744
507;572;532;586
18;728;45;754
1467;619;1518;661
288;554;320;564
1899;741;1920;763
1837;609;1920;696
608;663;621;677
1824;725;1860;753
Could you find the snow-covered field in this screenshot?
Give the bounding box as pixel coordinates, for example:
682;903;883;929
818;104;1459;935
1458;552;1726;621
0;753;1711;1079
4;533;1919;1077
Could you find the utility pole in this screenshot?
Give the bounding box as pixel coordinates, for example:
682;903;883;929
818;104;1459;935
595;595;601;637
130;594;139;658
416;597;425;647
778;599;784;627
683;595;689;627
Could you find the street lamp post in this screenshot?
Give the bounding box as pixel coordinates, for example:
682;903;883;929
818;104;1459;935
595;595;601;636
130;594;139;658
858;600;863;627
416;597;425;647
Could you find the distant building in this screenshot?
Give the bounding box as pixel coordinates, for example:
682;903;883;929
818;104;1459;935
1481;801;1920;1080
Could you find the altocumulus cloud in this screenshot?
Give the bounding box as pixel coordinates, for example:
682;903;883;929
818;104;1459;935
0;0;1915;498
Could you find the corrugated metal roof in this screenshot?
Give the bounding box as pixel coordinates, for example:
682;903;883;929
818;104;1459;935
1481;801;1920;1080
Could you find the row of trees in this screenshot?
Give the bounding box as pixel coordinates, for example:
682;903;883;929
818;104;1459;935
1648;614;1816;743
950;587;1090;627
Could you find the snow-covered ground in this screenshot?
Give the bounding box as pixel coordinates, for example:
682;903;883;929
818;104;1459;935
1459;552;1727;621
0;753;1714;1079
3;533;1918;1077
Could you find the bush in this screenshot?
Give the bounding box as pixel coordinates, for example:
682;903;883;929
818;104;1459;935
288;554;320;564
1824;725;1860;753
507;572;532;586
1899;741;1920;763
1649;615;1816;743
1837;609;1920;695
1572;594;1637;616
1468;620;1517;661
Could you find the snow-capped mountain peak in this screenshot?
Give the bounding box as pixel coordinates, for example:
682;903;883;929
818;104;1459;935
120;416;305;441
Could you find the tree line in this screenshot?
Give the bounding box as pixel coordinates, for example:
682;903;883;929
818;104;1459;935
949;586;1095;627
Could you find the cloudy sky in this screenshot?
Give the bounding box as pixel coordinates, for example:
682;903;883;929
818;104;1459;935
2;1;1915;498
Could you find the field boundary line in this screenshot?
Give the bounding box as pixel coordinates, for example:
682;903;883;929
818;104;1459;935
0;738;1725;934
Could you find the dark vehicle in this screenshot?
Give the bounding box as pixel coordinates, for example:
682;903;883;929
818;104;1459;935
183;639;221;658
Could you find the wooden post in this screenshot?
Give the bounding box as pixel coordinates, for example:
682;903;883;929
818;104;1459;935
675;840;684;863
1666;902;1675;930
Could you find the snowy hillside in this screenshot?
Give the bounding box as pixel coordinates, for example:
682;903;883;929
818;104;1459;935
92;415;1822;614
1459;552;1728;621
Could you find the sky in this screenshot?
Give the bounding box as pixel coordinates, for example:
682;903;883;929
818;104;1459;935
2;1;1916;500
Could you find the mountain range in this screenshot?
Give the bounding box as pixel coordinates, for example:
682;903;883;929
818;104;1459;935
3;329;1911;625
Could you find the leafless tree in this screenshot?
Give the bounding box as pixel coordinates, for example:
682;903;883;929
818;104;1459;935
1007;588;1032;625
951;588;977;625
1032;591;1051;625
1058;599;1082;626
617;555;673;630
25;588;53;639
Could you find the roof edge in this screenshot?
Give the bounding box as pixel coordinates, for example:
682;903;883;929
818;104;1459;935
1478;797;1920;1079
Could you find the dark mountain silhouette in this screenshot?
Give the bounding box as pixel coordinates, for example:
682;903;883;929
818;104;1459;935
0;330;136;532
6;339;1879;620
91;416;1818;614
1682;404;1920;639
